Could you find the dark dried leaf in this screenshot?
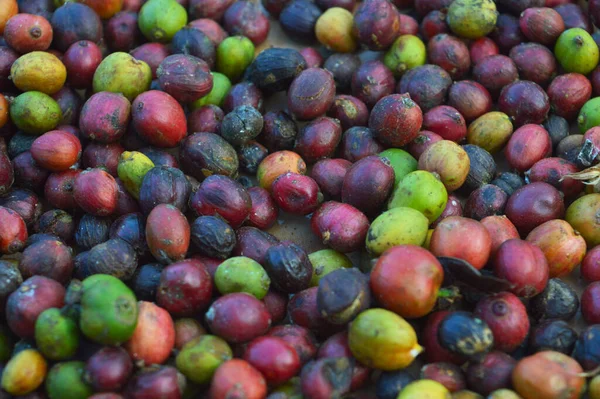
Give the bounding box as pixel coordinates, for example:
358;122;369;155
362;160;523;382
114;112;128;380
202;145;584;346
437;256;515;292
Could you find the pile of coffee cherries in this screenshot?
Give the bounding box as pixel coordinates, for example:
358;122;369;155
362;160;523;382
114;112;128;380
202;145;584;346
2;0;600;397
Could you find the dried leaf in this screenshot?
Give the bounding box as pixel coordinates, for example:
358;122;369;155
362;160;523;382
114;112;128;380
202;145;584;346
437;256;515;293
563;165;600;193
576;139;599;168
562;166;600;184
